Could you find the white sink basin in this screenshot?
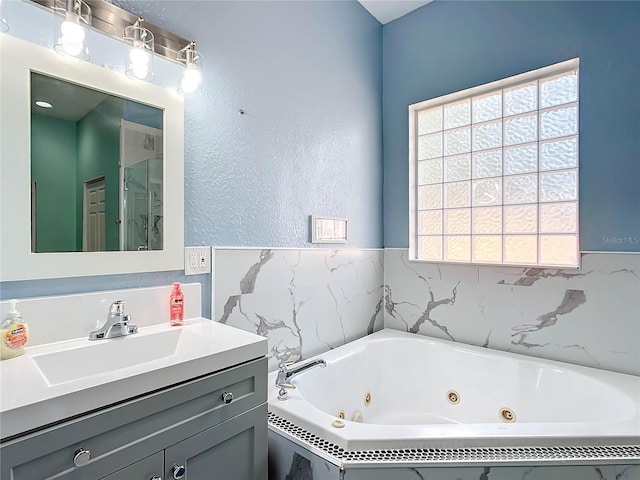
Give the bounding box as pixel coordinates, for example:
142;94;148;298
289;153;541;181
1;319;267;440
32;329;182;386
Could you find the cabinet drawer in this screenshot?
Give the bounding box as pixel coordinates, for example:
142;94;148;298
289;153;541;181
1;357;266;480
99;451;163;480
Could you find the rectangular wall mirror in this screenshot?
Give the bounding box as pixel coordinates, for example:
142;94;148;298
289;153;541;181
31;72;165;253
1;34;184;281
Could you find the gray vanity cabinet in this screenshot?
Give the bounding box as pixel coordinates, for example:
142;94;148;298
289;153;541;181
0;357;267;480
165;403;267;480
99;452;163;480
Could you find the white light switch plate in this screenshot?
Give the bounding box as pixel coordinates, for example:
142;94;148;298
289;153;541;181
184;246;211;275
311;216;348;244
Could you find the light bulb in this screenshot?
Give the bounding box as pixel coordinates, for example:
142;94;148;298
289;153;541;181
181;64;202;94
129;46;150;66
131;64;149;79
60;35;83;57
129;46;150;79
61;20;85;44
58;17;86;57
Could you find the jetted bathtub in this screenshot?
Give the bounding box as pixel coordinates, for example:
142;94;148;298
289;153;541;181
268;329;640;451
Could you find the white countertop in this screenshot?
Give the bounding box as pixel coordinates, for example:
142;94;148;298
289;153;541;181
0;318;267;440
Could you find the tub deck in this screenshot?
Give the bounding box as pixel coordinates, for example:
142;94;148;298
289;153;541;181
268;329;640;454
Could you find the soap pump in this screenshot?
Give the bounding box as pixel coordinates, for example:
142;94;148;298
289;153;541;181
1;300;29;360
170;283;184;326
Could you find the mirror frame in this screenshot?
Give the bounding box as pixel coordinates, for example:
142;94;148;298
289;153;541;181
0;34;184;281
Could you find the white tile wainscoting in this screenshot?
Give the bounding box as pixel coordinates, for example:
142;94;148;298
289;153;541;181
213;248;384;370
212;248;639;376
385;249;640;376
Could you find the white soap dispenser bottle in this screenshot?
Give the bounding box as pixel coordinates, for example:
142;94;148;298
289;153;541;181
1;300;29;360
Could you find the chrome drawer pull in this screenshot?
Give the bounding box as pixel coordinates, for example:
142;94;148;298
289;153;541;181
172;464;186;479
150;477;163;480
221;391;234;404
73;448;91;467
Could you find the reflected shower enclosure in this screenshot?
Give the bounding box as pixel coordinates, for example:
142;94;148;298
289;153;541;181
120;120;163;251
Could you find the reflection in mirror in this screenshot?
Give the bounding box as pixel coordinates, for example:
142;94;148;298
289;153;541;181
30;72;164;253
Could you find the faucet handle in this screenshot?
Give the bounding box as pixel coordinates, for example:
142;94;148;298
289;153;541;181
277;360;294;375
276;361;296;390
109;300;125;315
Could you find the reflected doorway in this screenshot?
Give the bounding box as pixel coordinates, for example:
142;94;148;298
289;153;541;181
83;176;106;251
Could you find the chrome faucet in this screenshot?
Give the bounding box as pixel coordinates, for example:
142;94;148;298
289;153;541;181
275;358;326;400
89;300;138;340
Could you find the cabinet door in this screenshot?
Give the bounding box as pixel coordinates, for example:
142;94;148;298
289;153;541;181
165;403;267;480
100;451;163;480
1;358;266;480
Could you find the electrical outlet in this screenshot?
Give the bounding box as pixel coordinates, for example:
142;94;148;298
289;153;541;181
184;246;211;275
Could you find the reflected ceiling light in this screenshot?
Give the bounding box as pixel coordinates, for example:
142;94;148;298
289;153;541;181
35;101;53;108
53;0;91;60
123;18;154;82
177;42;203;96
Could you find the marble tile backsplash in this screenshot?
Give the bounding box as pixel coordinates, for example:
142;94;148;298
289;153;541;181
212;247;638;375
213;248;384;370
384;249;640;376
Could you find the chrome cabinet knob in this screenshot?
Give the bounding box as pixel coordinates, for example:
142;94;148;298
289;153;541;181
221;391;234;404
172;464;186;479
73;448;91;467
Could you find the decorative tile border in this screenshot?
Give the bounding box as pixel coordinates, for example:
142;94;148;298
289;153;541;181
268;411;640;467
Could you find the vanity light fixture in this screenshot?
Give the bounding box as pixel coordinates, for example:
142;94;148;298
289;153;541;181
123;18;155;81
32;0;199;90
52;0;91;60
177;41;203;95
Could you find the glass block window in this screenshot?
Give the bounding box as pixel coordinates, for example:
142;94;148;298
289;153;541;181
409;59;579;267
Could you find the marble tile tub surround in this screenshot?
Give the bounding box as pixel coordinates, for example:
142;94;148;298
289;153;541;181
0;284;201;347
384;249;640;376
213;248;384;370
343;465;639;480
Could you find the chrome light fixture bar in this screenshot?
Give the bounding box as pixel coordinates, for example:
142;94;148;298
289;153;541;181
30;0;192;64
52;0;91;60
123;17;154;81
177;42;203;95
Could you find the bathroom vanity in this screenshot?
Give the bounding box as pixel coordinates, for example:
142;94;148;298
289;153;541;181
2;357;266;479
0;8;270;477
0;298;268;480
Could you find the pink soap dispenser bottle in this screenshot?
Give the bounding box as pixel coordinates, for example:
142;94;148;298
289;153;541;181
170;283;184;326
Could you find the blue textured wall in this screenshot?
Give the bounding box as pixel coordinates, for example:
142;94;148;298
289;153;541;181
383;0;640;251
114;0;383;248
